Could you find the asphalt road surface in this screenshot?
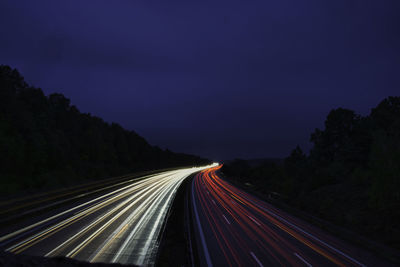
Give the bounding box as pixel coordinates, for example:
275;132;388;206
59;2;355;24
0;165;215;266
190;165;392;267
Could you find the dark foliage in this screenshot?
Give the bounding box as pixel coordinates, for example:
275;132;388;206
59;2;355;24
0;65;209;195
222;97;400;249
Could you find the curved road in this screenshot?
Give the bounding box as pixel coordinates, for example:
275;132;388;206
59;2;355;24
190;165;391;267
0;165;214;266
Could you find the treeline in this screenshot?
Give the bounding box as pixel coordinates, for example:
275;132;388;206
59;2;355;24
222;97;400;249
0;65;209;195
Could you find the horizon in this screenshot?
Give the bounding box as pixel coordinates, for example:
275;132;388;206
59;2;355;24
1;0;399;160
4;65;395;162
1;2;400;266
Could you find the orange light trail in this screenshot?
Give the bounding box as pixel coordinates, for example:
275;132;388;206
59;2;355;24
192;166;366;267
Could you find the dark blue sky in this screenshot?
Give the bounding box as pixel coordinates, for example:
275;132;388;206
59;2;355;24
1;1;399;160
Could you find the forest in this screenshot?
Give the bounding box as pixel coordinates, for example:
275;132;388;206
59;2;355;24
0;65;209;196
223;96;400;250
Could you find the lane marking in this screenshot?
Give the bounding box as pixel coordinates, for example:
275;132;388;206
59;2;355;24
112;169;205;265
222;215;230;225
254;202;367;267
250;251;264;267
248;216;261;226
111;175;182;264
294;252;312;267
137;178;185;265
47;176;172;257
192;178;213;267
0;171;178;245
9;168;205;256
3;166;214;264
212;200;216;205
67;182;163;258
9;184;146;254
90;223;129;262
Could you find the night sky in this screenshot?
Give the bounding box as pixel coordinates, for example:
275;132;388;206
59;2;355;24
1;1;399;160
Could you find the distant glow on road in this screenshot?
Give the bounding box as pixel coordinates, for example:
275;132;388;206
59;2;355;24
1;165;215;266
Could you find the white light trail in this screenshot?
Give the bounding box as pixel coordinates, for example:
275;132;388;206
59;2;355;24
2;164;215;266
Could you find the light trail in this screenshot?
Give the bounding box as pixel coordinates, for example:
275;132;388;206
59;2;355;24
1;165;216;266
7;172;173;254
0;171;171;244
191;166;369;266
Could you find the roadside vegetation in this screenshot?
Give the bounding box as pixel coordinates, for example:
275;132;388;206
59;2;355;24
222;97;400;250
0;65;209;196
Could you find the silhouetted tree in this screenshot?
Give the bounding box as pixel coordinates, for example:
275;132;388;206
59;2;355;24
0;65;210;195
222;96;400;249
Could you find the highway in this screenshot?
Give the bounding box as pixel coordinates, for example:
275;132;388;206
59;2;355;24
190;165;390;267
0;165;215;266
